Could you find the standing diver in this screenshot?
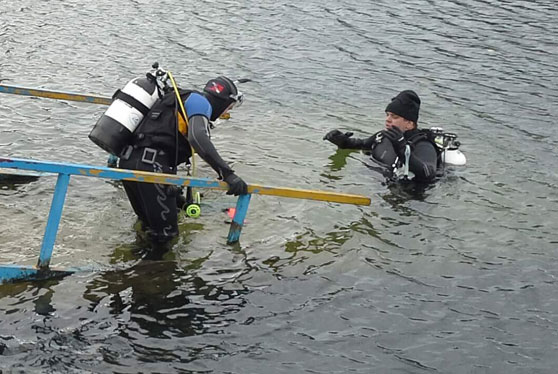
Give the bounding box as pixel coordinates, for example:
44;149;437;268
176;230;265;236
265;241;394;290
92;73;248;251
324;90;449;183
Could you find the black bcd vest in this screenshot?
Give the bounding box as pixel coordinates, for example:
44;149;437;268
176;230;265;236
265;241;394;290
133;88;195;166
404;129;444;169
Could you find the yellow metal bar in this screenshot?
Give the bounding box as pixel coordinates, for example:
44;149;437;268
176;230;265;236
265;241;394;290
116;169;370;206
246;184;371;206
115;169;371;206
0;84;111;105
125;171;370;206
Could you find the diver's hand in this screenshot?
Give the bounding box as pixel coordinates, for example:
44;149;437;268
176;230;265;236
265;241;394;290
382;127;406;155
323;129;354;148
224;173;248;196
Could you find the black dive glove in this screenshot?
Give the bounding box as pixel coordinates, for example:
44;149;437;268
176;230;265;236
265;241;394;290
382;127;407;156
323;129;354;148
224;173;248;196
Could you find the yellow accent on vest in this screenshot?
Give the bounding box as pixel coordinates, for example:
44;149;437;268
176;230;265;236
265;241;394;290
177;111;188;136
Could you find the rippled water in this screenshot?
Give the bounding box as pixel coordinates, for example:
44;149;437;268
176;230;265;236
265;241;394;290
1;0;558;372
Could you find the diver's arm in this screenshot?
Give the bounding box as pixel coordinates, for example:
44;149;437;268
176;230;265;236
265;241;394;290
185;93;235;179
408;141;438;182
343;136;376;149
324;129;376;150
188;116;235;178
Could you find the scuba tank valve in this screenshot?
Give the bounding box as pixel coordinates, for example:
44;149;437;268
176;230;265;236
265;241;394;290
148;62;171;92
430;127;466;166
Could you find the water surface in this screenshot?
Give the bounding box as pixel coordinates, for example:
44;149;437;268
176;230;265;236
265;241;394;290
1;0;558;372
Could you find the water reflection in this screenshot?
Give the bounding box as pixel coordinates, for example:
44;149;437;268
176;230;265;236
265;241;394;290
109;218;207;262
83;254;249;340
0;279;59;316
382;181;431;205
0;239;253;369
323;148;355;173
0;174;40;187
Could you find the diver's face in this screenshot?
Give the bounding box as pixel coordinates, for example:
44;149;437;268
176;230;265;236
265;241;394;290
385;112;415;132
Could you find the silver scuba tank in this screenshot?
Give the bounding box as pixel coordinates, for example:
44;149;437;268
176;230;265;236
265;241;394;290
88;75;161;156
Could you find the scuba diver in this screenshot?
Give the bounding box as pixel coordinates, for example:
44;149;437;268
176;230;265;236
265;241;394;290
324;90;465;184
89;66;248;250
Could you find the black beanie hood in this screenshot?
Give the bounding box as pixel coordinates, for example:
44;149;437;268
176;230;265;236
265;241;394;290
385;90;421;123
202;76;238;121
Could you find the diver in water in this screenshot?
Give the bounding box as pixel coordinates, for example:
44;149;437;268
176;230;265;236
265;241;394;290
115;76;248;248
324;90;450;183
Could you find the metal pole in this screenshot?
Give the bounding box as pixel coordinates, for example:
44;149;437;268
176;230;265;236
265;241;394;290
227;194;252;244
37;173;70;268
0;84;111;105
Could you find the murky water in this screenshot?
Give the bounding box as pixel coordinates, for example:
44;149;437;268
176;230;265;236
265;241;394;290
1;0;558;372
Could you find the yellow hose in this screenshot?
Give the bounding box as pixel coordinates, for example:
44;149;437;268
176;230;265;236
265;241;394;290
167;71;196;175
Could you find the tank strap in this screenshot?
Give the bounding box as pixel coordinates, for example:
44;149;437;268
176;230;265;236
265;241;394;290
367;131;384;153
113;89;151;116
406;130;429;145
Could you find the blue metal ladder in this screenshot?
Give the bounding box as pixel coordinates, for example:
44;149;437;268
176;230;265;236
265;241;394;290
0;157;370;284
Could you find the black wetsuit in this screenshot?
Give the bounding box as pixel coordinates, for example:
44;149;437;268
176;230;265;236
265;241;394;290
340;129;439;182
118;89;235;244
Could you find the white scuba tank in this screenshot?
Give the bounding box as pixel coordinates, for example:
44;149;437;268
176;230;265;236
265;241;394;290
441;148;467;166
89;75;160;156
431;127;467;166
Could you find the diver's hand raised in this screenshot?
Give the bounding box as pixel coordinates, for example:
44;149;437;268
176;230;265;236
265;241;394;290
323;129;354;148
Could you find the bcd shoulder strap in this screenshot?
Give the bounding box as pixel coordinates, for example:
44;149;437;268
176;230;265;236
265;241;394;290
406;129;431;144
159;88;195;136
